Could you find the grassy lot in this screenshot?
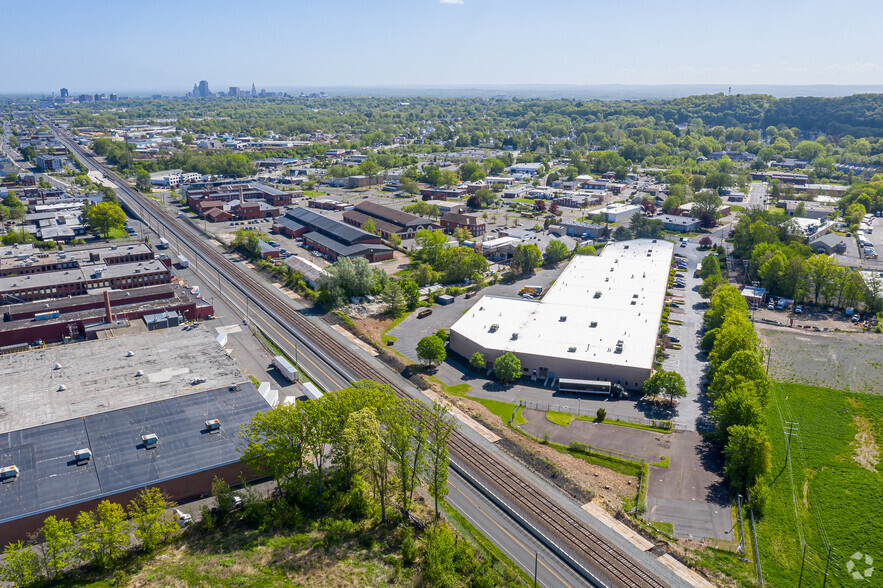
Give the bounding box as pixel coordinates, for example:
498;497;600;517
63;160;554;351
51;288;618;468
512;406;528;426
431;377;471;397
546;410;576;427
758;382;883;587
576;416;672;434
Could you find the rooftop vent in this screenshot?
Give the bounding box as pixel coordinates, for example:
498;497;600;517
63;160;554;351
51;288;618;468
58;384;66;391
54;363;62;370
0;465;19;480
141;433;158;449
126;350;134;357
74;448;92;462
593;291;601;298
568;346;577;353
135;370;143;377
205;419;221;432
489;324;499;333
559;316;567;322
511;333;519;340
590;321;598;328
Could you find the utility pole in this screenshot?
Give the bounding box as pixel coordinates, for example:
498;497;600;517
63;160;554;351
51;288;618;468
797;543;807;587
533;552;538;588
784;422;799;465
821;545;833;588
736;494;745;553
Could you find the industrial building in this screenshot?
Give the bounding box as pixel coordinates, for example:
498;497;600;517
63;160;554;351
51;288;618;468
449;239;673;389
343;201;439;240
0;384;269;545
273;208;393;262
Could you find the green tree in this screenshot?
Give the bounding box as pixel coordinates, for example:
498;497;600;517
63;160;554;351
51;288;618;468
413;262;440;287
363;217;378;235
723;425;772;492
399;277;420;309
415;228;448;266
710;350;770;403
382;281;408;317
574;244;596;256
511;243;542;276
128;487;177;552
793;202;806;217
417;335;446;366
240;403;307;493
85;201;126;239
475;187;496;207
642;370;687;405
662;194;682;214
699;253;722;279
182;133;194;145
469;351;485;371
494;352;522;384
0;541;41;586
38;515;76;580
544;240;570;264
711;380;764;439
401;176;419;195
453;227;472;245
613;225;632;241
348;406;393;522
135;169;152;193
75;500;131;569
692;190;723;227
425;403;456;520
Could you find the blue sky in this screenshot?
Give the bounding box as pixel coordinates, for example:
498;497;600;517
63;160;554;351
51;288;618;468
3;0;882;93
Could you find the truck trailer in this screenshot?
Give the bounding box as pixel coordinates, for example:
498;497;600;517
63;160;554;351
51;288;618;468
177;255;189;268
272;355;299;382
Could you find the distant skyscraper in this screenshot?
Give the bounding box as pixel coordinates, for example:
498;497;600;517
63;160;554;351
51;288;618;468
251;82;257;98
60;88;69;98
197;80;210;98
228;86;240;97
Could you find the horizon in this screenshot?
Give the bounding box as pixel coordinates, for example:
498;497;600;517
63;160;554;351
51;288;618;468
3;0;883;94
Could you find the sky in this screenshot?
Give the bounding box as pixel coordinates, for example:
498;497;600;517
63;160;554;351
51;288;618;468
3;0;883;94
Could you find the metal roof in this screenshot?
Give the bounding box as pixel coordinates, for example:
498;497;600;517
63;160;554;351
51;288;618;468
286;208;377;245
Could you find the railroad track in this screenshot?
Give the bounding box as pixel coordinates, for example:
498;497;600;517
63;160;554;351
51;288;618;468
55;128;667;588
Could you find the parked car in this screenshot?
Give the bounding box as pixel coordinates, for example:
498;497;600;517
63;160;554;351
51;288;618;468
191;377;206;385
795;306;802;314
669;335;680;343
174;509;192;528
680;242;687;248
768;302;775;310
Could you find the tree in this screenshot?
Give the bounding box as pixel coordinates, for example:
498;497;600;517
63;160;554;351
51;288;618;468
401;176;419;195
511;243;542;276
425;402;457;520
574;244;596;256
439;169;460;187
85;201;126;239
544;240;570;264
382;281;408;317
135;169;152;192
363;217;378;235
453;227;472;245
805;253;838;304
494;352;522;384
711;383;766;445
240;403;307;493
469;351;485;371
475;187;496;207
458;161;482;181
642;371;687;405
386;399;427;518
128;487;177;552
37;516;76;580
182;133;194;145
318;256;378;306
613;225;632;241
441;246;487;283
300;397;337;511
705;171;733;191
417;335;446;366
692;190;723;228
662;194;682;214
793;202;806;218
75;500;131;569
723;425;772;492
347;407;392;522
415;228;448;267
710;350;770;403
0;541;41;586
700;253;722;279
413;262;440;287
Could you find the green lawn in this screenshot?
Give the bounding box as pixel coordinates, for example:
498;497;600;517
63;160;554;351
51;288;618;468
576;416;672;433
303;190;325;197
512;406;528;426
472;398;519;424
757;382;883;587
546;410;576;427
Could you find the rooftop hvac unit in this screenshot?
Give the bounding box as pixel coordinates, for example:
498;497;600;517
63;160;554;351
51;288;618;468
511;333;519;340
135;370;143;377
141;433;158;449
205;419;221;432
74;448;92;462
126;350;134;357
594;291;601;298
559;316;567;322
568;346;577;352
590;321;598;328
58;384;67;391
0;465;19;480
489;324;499;332
54;363;62;370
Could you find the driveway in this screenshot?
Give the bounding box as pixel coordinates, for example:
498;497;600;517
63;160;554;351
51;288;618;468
645;432;732;540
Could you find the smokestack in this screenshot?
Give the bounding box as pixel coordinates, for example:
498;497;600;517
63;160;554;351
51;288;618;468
104;291;113;323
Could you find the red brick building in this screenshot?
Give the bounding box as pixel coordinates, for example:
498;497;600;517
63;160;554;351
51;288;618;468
440;212;486;237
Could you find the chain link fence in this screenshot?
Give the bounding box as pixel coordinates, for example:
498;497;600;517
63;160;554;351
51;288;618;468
517;399;690;432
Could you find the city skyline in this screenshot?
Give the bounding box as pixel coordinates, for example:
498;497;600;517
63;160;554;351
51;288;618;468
3;0;883;93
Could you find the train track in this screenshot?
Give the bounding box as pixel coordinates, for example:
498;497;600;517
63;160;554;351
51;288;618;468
56;128;667;588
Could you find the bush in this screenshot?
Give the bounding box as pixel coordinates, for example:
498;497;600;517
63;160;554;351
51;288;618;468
596;408;607;422
200;504;215;532
434;329;449;342
749;478;771;517
400;528;418;566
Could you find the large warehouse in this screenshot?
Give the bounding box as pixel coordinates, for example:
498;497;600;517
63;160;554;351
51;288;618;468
449;239;673;390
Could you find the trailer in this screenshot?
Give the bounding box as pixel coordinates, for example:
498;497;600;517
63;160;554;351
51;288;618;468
302;382;323;401
158;237;170;250
272;355;299;382
519;285;543;295
176;255;189;268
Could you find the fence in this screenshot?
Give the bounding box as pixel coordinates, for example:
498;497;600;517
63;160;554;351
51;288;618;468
517;399;689;431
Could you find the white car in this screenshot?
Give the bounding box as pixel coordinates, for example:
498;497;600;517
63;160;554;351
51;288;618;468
174;509;192;528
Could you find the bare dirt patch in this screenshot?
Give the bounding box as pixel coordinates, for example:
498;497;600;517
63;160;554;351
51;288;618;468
758;326;883;394
852;416;880;472
355;313;394;344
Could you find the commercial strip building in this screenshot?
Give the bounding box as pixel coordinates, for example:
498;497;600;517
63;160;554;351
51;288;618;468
450;239;673;390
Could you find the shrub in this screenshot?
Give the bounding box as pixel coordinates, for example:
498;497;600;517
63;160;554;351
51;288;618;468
400;529;418;566
596;408;607;422
749;478;771;517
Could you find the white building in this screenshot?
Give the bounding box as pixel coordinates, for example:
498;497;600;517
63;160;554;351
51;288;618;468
509;162;543;175
449;239;673;389
150;169;201;187
602;203;641;223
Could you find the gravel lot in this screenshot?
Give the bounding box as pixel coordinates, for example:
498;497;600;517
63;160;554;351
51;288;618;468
758;326;883;394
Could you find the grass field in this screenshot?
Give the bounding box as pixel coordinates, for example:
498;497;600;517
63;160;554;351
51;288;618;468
546;410;575;427
472;397;519;424
758;382;883;587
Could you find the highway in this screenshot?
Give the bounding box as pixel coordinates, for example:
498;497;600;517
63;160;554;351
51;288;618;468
46;119;690;587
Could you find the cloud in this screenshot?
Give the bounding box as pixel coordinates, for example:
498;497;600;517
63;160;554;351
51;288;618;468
439;0;464;4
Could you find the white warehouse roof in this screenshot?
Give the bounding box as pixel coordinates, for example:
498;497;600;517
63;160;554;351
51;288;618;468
450;239;673;374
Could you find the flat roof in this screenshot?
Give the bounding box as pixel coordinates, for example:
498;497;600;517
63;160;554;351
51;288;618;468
451;239;672;371
0;259;168;292
0;384;269;525
0;324;246;433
